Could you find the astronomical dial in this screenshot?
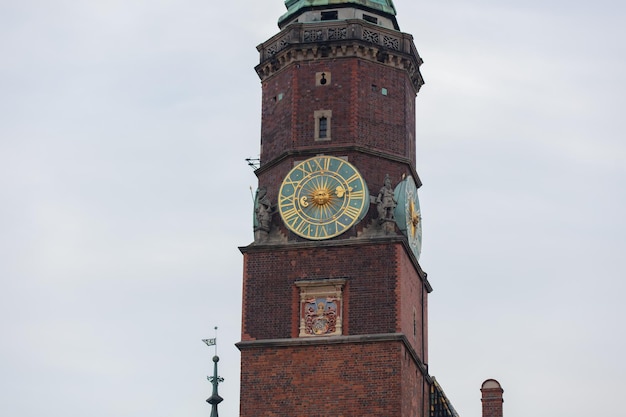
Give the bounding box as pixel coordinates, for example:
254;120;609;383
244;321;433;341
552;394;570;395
278;156;369;240
394;175;422;260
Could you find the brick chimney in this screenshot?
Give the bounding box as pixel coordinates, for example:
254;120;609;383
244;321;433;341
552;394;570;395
481;379;503;417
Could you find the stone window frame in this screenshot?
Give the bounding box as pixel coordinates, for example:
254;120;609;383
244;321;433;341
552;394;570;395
320;10;338;21
362;14;378;25
295;278;346;337
314;109;332;141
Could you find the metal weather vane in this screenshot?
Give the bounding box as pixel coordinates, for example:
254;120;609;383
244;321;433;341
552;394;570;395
203;326;224;417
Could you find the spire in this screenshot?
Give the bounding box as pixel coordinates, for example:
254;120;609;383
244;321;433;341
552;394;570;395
203;328;224;417
207;356;224;417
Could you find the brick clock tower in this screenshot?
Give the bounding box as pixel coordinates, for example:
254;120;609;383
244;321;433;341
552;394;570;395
238;1;444;416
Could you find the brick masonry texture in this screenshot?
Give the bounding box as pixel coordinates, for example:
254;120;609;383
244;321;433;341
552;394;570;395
239;341;429;417
481;387;504;417
255;55;421;238
241;241;428;359
260;57;417;166
243;13;432;417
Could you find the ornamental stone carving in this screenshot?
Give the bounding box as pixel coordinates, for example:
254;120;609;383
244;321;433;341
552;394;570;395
255;20;425;92
296;279;346;337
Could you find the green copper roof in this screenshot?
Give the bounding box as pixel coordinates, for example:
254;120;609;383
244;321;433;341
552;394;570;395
280;0;397;25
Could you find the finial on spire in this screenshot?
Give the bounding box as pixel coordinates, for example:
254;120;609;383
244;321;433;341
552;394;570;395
203;327;223;417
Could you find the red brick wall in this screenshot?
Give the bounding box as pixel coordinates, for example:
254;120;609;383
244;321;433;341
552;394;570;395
399;343;430;417
259;57;417;166
397;246;428;362
245;19;427;417
482;395;503;417
241;242;428;342
357;60;416;158
242;242;425;341
239;340;429;417
260;68;294;163
483;403;503;417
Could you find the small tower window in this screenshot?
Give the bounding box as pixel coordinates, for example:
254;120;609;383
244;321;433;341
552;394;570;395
321;11;338;21
319;117;328;138
363;14;378;24
314;110;332;141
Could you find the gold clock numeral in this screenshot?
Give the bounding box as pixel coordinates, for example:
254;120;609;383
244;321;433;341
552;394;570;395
332;220;346;233
343;172;361;185
293;222;326;239
302;159;320;175
311;157;330;172
294;220;311;236
332;159;345;174
280;193;294;206
294;166;309;179
349;189;364;199
343;204;362;221
282;206;300;225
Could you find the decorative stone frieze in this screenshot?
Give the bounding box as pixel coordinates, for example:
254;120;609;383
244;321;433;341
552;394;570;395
255;19;424;92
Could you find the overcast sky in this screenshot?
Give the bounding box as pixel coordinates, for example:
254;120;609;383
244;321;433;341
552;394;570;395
1;1;624;416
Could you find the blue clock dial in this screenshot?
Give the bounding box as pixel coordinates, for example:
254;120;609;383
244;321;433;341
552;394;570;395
394;175;422;260
279;156;369;240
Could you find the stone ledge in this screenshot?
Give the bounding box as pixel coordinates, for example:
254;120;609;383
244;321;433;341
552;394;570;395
240;232;432;292
236;332;432;380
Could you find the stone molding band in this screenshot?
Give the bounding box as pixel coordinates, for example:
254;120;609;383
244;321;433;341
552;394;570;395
236;332;431;381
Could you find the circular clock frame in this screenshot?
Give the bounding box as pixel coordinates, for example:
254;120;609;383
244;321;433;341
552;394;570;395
394;175;422;260
278;156;369;240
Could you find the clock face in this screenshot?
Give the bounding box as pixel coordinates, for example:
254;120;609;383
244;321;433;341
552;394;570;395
394;176;422;260
278;156;369;240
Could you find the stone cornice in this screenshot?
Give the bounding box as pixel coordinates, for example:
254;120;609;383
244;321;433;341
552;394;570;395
255;19;424;93
254;145;422;189
236;332;432;382
239;234;432;293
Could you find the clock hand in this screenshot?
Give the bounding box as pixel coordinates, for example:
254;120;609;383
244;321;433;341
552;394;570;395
334;185;353;198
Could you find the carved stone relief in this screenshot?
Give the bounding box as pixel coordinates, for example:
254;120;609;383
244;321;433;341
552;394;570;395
296;279;346;337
